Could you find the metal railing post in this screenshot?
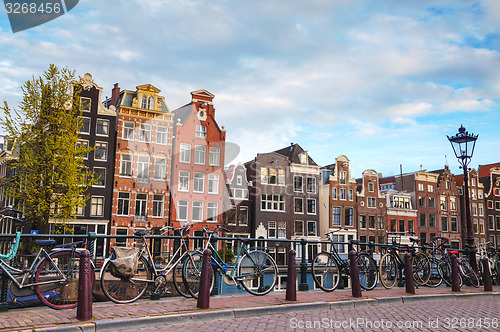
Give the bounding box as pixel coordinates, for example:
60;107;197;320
87;232;97;261
298;238;308;291
0;270;8;312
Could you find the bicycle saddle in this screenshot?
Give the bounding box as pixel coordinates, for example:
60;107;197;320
409;237;420;243
349;239;360;244
35;239;56;247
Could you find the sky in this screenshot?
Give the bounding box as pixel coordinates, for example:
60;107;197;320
1;0;499;178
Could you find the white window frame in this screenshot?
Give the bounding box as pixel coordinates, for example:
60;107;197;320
96;119;109;136
193;172;205;193
208;173;219;194
194;145;206;165
179;143;191;163
139;123;151;142
207;202;218;222
93;167;106;187
117;192;130;216
195;125;207;138
209;147;220;166
152;194;164;218
192;201;203;222
90;196;104;216
156;126;168;144
123;121;134;140
154;156;166;180
120;153;132;177
94;141;107;161
177;200;188;221
178;171;190;192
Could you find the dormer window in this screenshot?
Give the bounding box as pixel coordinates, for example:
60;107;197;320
141;95;147;109
299;152;308;164
148;97;154;110
196;125;207;139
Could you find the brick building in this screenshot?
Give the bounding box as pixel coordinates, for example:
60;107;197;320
479;163;500;248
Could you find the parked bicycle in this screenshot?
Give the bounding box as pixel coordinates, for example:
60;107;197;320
100;224;197;304
182;225;278;298
378;232;431;289
311;228;378;292
477;242;500;285
0;212;94;309
423;236;449;288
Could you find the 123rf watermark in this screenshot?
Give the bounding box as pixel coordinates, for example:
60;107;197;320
290;317;499;330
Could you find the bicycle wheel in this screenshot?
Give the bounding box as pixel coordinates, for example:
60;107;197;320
100;255;152;304
459;260;480;288
412;252;431;286
311;252;341;292
439;260;463;287
379;253;398;289
172;259;191;298
34;250;94;309
426;259;443;288
238;250;278;295
182;251;214;299
356;253;378;290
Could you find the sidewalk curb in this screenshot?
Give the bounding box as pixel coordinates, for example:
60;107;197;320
32;292;500;332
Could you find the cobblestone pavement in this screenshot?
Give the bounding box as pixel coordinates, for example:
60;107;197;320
0;285;499;331
129;297;500;332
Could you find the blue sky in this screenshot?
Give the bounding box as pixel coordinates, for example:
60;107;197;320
1;0;499;178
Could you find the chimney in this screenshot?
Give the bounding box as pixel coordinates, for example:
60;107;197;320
111;83;120;106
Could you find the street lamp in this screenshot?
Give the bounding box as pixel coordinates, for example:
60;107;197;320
447;125;479;273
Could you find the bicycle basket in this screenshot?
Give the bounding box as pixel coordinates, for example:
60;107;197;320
110;247;140;278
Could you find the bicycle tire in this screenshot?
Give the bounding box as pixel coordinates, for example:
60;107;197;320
438;260;463;287
412;252;431;286
238;250;278;295
100;255;152;304
356;253;378;290
311;252;341;292
182;251;214;299
459;260;480;288
426;259;443;288
172;259;191;298
34;250;94;309
379;253;398;289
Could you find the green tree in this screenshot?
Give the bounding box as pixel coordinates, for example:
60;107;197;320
1;64;94;233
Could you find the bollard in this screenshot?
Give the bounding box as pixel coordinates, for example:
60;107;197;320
76;250;92;321
482;257;493;292
404;253;415;294
451;254;460;292
0;270;8;312
298;239;309;291
348;250;362;298
286;249;297;301
196;249;212;310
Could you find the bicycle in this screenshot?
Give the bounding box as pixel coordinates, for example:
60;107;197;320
311;228;378;292
477;242;500;285
423;236;449;288
182;225;278;298
100;224;198;304
378;232;431;289
0;214;94;310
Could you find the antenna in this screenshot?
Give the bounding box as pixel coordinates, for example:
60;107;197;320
445;154;448;166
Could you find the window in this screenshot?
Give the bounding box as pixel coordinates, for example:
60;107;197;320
359;215;367;229
429;213;436;227
294;197;303;213
479;203;484;216
209;147;220;166
135;194;147;216
345;207;353;226
148;96;154;110
179;143;191;163
339;171;346;185
152;195;164;217
390;219;397;232
157;126;168;144
306;177;316;193
120;153;132;176
278;221;286;238
489;215;495;230
90;196;104;216
116;192;130;216
96;119;109;136
428;197;435;208
451;217;458;232
192;201;203;221
408;220;414;234
137;154;149;181
115;228;128;247
196;125;207;138
419;196;426;208
378;216;385;230
207;203;218;222
80;117;91;134
178;171;189;192
261;167;268;184
339;188;346;200
268;168;277;184
139;124;151;142
294;176;303;192
496;201;500;210
307;199;316;214
208;173;219;194
193;172;204;193
348;189;353;201
487;200;494;209
450;197;457;211
194;145;206;165
471;189;477;200
367;197;376;208
141;95;147;109
440;196;447;210
497;216;500;230
494;188;500;196
94;167;106;187
307;221;316;236
428;184;435;193
418;183;425;191
332;188;337;199
154;156;166;180
446;181;450;190
368;215;375;229
278;169;285;185
177;200;188;221
471;177;476;186
260;194;285;211
332;235;345;253
441;216;448;232
77;140;89;159
472;204;478;216
80;97;91;111
294;220;304;236
399;219;405;232
268;221;276;238
239;207;248;225
75;196;85;216
123;122;134;140
94;142;107;161
237;175;243;185
369;182;374;192
332;207;341;226
420;213;426;227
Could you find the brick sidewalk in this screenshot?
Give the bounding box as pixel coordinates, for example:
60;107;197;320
1;285;499;331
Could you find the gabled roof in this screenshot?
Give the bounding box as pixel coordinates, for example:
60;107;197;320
455;174;464;187
172;103;193;123
273;143;318;166
478;163;500;178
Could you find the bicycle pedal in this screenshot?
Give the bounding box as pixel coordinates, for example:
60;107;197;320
236;284;242;290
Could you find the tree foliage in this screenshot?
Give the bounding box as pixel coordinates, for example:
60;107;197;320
1;64;94;233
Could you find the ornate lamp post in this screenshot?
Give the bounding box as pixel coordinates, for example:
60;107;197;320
447;125;478;273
